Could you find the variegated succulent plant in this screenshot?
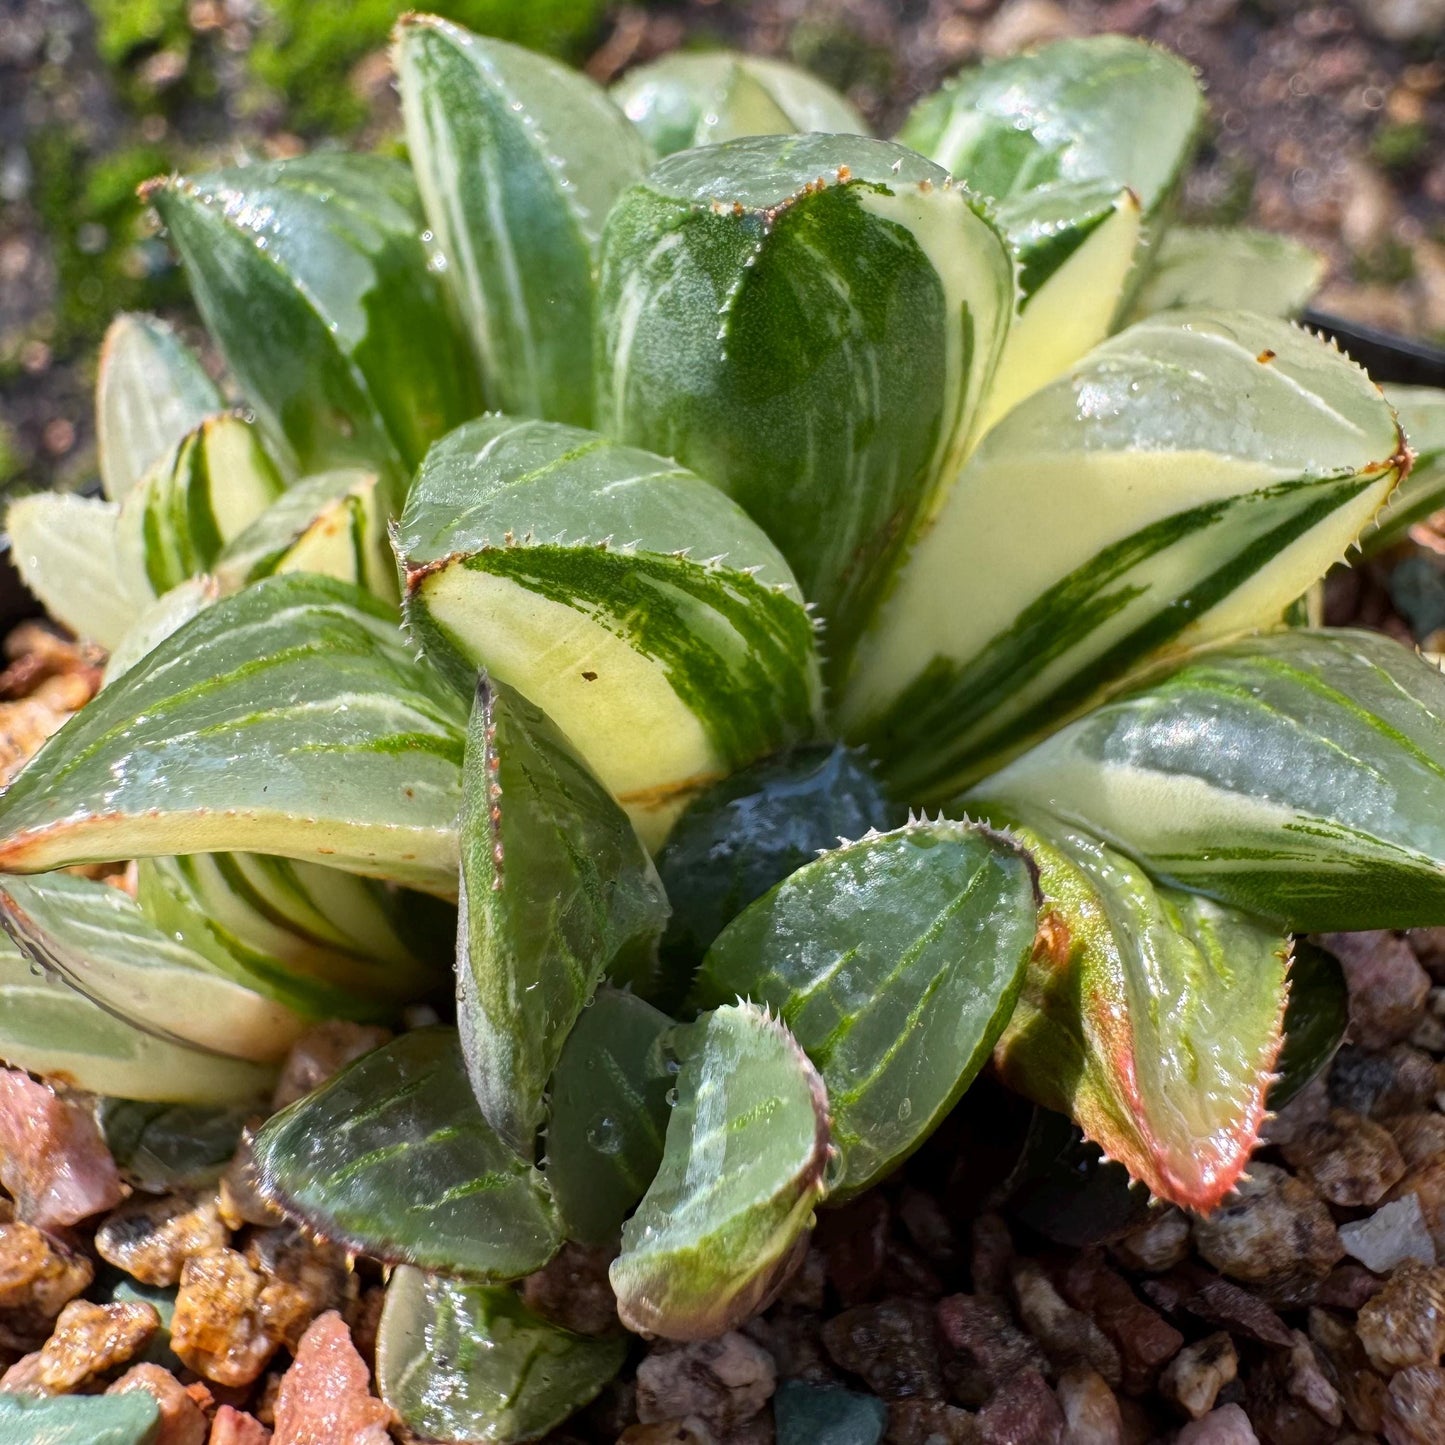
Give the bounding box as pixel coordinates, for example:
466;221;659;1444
6;20;1445;1440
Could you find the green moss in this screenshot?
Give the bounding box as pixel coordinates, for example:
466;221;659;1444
1371;121;1430;175
86;0;190;66
1352;236;1417;287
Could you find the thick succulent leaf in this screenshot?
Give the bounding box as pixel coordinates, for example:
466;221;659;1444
401;416;822;847
691;820;1035;1198
656;745;900;989
0;872;310;1062
459;678;669;1153
596;134;1014;668
0;1392;162;1443
972;628;1445;931
377;1267;626;1443
979;805;1289;1212
214;470;397;600
610;1001;830;1340
96;312;223;503
0;932;274;1105
1366;384;1445;552
254;1028;561;1280
843;312;1406;799
102;576;219;686
545;987;674;1246
1128;226;1324;322
136;852;449;1022
146;153;482;485
5;492;135;648
1271;940;1348;1108
612;51;867;156
396;16;649;427
115;414;285;599
0;575;467;889
99;1100;249;1192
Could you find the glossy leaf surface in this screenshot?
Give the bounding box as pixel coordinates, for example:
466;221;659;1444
0;575;467;892
973;628;1445;930
377;1267;626;1443
397;16;649;426
401;416;822;846
610;1002;830;1340
96;312;223;503
148;152;481;484
612;50;866;156
845;312;1405;798
596;133;1013;667
545;987;673;1246
253;1028;562;1281
981;806;1289;1212
458;677;670;1152
99;1100;249;1192
692;820;1036;1198
1128;226;1324;321
102;576;219;687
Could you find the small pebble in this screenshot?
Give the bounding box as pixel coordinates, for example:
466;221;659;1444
1055;1366;1122;1445
885;1398;980;1444
773;1379;886;1445
1319;931;1430;1047
1339;1194;1437;1272
1383;1363;1445;1445
977;1369;1063;1445
96;1190;229;1288
935;1294;1045;1406
1182;1277;1293;1348
108;1362;208;1445
1175;1403;1260;1444
1330;1044;1442;1117
1061;1254;1183;1394
1110;1210;1191;1274
270;1310;389;1444
171;1248;277;1387
245;1227;354;1353
1279;1108;1406;1206
0;1219;92;1318
1308;1306;1390;1433
1009;1261;1121;1386
1385;1113;1445;1169
637;1333;778;1431
209;1405;273;1443
33;1299;160;1391
1159;1333;1238;1420
270;1023;391;1111
1356;1261;1445;1371
1389;1159;1445;1260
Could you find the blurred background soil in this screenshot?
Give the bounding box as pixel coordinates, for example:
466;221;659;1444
2;0;1444;497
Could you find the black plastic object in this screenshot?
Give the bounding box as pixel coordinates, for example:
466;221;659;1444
1304;311;1445;391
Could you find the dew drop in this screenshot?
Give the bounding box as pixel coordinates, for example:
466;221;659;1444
896;1097;912;1122
665;1087;678;1107
586;1114;623;1154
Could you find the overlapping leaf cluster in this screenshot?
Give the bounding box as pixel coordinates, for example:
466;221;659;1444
5;21;1445;1441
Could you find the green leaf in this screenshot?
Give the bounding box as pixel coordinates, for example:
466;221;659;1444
545;987;673;1246
400;416;822;847
0;872;311;1062
691;820;1035;1198
843;312;1405;799
610;1001;831;1340
1366;383;1445;552
96;312;223;503
971;628;1445;931
978;805;1289;1212
252;1028;562;1281
102;576;219;687
0;1392;161;1444
99;1099;249;1192
146;153;482;485
596;134;1014;670
0;933;275;1105
0;574;467;892
135;852;449;1022
396;16;649;428
5;492;135;649
377;1267;626;1443
655;745;899;990
1127;225;1325;322
1271;940;1348;1109
214;470;397;601
115;414;285;599
612;51;867;156
459;677;670;1153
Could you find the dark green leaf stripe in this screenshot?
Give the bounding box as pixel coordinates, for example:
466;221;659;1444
254;1029;562;1280
0;575;467;892
457;678;669;1153
377;1268;626;1444
596;133;1013;671
396;17;649;427
692;821;1036;1198
972;629;1445;930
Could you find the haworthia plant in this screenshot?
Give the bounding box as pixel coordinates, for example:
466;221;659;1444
692;820;1037;1198
396;16;650;427
980;807;1289;1211
611;1002;831;1340
843;311;1405;797
377;1267;628;1443
611;50;867;156
457;677;669;1151
0;575;467;890
1127;225;1325;322
253;1029;562;1280
399;415;823;845
596;132;1014;668
1368;384;1445;552
972;629;1445;930
102;576;219;685
145;153;482;485
96;312;223;503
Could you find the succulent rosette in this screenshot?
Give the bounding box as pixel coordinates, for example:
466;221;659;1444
5;21;1445;1440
